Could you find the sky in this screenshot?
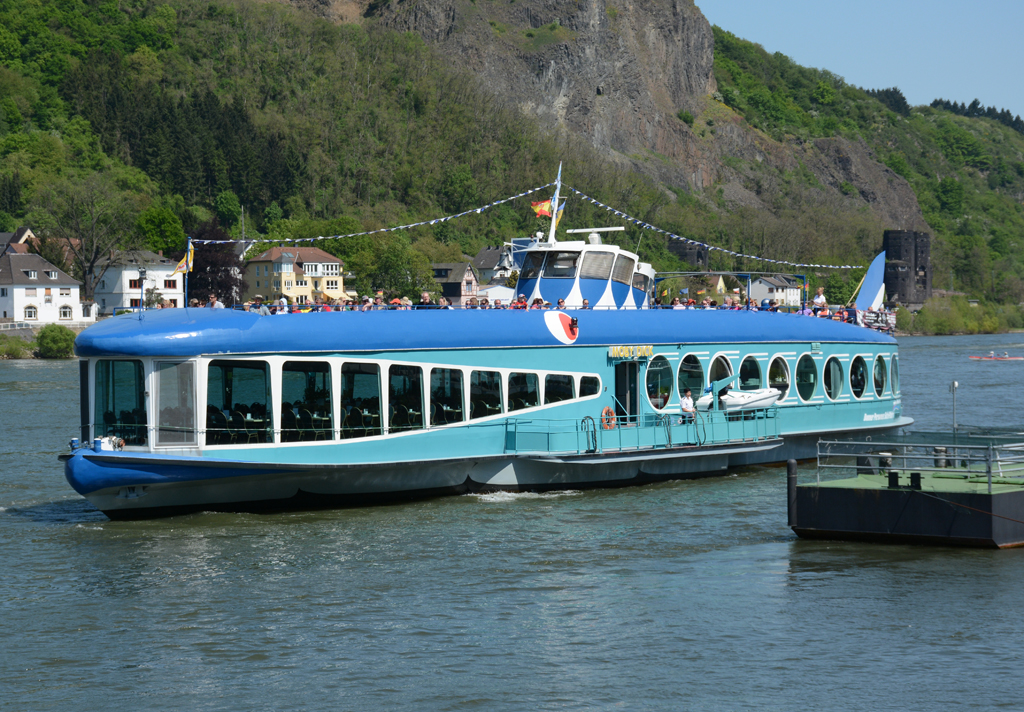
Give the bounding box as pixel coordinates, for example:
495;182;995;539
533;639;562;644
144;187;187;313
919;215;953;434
697;0;1024;119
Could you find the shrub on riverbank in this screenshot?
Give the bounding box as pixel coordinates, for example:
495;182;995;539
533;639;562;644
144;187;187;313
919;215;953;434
0;334;35;359
36;325;77;359
908;296;1023;335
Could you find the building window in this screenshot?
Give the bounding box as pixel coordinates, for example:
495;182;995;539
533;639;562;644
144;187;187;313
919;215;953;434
24;305;38;320
326;280;338;290
27;270;37;279
323;263;340;276
168;299;177;307
46;270;57;279
83;305;92;317
273;280;281;289
44;294;52;304
304;264;321;276
285;281;293;289
295;279;307;287
60;288;70;296
25;288;36;297
464;281;473;292
255;280;260;288
129;279;142;289
164;279;176;290
99;280;105;290
0;288;6;297
130;298;141;308
60;305;73;320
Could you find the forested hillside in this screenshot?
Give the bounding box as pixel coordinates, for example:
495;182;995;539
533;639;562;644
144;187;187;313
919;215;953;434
1;0;1023;309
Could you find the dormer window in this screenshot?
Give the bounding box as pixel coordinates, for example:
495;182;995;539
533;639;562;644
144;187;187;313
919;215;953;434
27;270;37;280
46;271;57;279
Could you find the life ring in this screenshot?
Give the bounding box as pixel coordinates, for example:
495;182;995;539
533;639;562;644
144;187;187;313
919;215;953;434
601;406;617;430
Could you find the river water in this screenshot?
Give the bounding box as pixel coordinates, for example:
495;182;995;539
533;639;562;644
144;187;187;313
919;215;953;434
2;333;1024;711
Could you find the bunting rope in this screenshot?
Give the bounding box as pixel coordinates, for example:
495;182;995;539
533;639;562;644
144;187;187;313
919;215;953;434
562;185;861;269
190;182;557;245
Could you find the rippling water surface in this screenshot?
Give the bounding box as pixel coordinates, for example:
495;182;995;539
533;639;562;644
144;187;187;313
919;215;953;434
3;334;1024;710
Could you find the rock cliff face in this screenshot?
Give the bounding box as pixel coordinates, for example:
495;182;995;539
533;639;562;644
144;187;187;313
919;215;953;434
294;0;927;231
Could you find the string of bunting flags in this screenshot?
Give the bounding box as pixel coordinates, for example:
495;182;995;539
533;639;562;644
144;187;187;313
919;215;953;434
189;182;557;245
562;185;861;269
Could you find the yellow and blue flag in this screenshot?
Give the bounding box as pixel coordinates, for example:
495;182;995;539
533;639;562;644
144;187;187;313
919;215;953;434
172;243;194;275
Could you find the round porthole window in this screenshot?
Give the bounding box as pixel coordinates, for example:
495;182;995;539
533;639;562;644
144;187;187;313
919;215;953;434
768;357;790;401
873;355;887;397
709;355;732;388
796;354;818;401
739;356;762;391
850;356;867;399
645;356;674;411
823;357;843;400
678;355;704;398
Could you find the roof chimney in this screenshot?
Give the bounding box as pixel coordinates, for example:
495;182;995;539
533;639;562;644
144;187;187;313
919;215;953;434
158;250;163;257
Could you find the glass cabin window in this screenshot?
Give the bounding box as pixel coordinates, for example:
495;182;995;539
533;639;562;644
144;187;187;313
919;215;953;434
389;365;424;432
678;355;704;397
155;361;196;446
282;362;333;442
543;252;580;279
796;355;818;401
645;356;673;410
341;363;382;438
873;356;887;397
579;252;615;280
580;376;601;397
891;357;900;395
95;360;147;446
709;356;732;387
206;361;272;445
850;356;868;399
631;273;649;293
508;372;539;412
611;255;636;285
823;357;843;400
469;371;503;419
768;357;790;400
544;374;575;405
431;368;465;425
520;252;545;280
739;357;762;391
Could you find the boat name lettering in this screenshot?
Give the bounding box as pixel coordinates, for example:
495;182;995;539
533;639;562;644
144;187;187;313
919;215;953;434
863;411;895;422
607;345;654;359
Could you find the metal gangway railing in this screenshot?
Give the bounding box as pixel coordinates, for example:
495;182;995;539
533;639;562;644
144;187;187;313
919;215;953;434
816;431;1024;493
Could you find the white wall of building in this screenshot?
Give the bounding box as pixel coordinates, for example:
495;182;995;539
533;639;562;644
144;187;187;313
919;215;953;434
94;263;186;314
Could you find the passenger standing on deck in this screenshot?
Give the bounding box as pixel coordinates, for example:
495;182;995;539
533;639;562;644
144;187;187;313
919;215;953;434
813;287;827;315
680;388;695;422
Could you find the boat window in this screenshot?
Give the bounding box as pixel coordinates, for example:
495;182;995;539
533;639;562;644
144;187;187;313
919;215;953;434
677;355;704;396
873;356;887;397
796;355;818;401
611;255;636;285
430;368;465;425
155;361;196;446
543;252;580;279
520;252;545;280
544;374;575;404
739;357;762;391
580;376;601;397
469;370;502;419
709;355;732;387
341;363;382;438
850;356;867;398
508;372;540;412
389;365;424;432
206;360;272;445
79;360;90;444
579;251;615;280
631;272;649;292
768;357;790;400
282;362;333;442
95;359;147;446
823;357;843;400
891;357;900;395
645;356;673;411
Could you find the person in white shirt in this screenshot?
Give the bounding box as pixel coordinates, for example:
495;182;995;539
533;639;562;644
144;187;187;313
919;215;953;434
207;293;225;309
812;287;827;314
680;388;695;422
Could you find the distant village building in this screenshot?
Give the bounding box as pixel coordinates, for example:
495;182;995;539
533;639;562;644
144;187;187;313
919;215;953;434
431;262;478;305
667;241;709;269
748;275;802;307
244;246;345;305
0;226;38;255
0;252;95;324
93;250;184;315
883;230;932;310
472;245;515;285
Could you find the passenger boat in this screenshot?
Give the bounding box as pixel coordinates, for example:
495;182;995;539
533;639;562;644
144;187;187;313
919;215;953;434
62;190;911;519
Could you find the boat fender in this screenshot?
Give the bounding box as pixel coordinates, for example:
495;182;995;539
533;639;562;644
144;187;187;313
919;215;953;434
601;406;617;430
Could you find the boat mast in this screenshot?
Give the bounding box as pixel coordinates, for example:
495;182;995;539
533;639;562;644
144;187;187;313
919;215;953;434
547;162;562;244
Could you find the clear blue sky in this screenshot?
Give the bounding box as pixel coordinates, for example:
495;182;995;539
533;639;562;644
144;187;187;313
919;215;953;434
697;0;1024;119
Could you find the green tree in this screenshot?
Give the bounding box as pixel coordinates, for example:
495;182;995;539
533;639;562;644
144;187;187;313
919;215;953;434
36;324;76;359
811;81;835;106
215;191;242;226
935;176;965;215
137;206;185;253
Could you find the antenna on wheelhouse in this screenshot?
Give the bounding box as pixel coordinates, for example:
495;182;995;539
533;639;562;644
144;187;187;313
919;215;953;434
547;162;562;244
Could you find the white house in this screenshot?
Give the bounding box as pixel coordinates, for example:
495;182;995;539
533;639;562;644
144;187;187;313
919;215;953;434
749;275;802;307
472;245;515;285
431;262;479;305
0;252;95;324
93;249;185;315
